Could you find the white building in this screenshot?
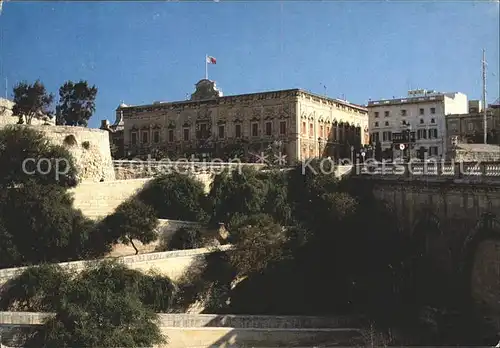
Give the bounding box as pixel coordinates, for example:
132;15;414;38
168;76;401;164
367;89;468;159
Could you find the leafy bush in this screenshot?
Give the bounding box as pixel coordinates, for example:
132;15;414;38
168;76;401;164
162;226;207;251
0;261;171;347
99;199;159;254
227;214;289;277
208;167;268;225
0;125;77;188
138;172;208;222
0;181;98;268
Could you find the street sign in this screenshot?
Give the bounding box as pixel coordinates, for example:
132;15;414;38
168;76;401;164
399;144;406;151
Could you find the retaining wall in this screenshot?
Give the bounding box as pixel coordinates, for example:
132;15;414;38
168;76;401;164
0;246;232;285
69;174;212;219
0;312;362;347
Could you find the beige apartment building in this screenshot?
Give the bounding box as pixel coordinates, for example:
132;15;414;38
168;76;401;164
108;79;368;164
367;89;468;159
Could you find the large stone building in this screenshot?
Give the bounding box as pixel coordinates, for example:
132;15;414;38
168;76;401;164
107;80;368;164
367;89;468;160
446;99;500;151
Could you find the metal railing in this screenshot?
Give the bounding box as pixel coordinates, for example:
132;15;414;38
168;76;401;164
352;161;500;180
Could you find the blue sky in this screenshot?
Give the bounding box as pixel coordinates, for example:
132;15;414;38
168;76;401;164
0;1;499;129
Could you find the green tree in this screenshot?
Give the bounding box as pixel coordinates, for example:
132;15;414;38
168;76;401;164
164;226;207;251
0;181;99;268
208;167;268;225
12;80;54;125
99;199;159;255
0;126;78;189
57;80;98;126
138;172;208;222
227;214;289;277
0;262;169;347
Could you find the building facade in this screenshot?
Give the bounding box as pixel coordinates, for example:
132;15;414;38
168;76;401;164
446;101;500;151
367;89;468;160
109;80;368;164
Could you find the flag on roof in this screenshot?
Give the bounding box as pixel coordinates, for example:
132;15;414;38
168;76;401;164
206;56;217;64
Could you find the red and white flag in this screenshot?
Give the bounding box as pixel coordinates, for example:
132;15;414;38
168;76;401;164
206;56;217;64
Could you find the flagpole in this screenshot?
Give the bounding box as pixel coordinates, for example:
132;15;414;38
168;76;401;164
205;55;208;80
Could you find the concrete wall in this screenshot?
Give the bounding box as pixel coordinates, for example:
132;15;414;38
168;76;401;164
0;312;362;347
0;246;232;285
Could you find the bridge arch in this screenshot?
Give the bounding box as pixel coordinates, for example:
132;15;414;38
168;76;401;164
461;212;500;325
411;208;444;257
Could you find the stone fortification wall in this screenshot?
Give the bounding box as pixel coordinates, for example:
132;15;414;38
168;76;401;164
0;98;55;126
0;124;114;182
69;174;213;220
33;125;115;182
69;178;151;219
0;246;233;285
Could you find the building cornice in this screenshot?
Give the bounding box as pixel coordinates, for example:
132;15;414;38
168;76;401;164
117;88;367;114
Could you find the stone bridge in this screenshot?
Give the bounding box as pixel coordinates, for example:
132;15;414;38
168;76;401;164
350;161;500;321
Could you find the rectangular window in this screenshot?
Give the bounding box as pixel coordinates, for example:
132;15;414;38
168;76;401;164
279;121;286;135
265;122;272;136
183;128;190;141
252;123;258;137
374;112;379;118
419;108;424;115
218;125;225;139
235;124;242;138
467;123;473;132
200;123;208;139
384;111;389;117
320;125;324;138
309;123;314;136
302;121;306;135
422;129;427;139
168;129;174;142
383;132;387;141
401;109;407;116
142;131;148;144
131;132;137;145
153;130;160;144
430;107;436;114
326;126;330;138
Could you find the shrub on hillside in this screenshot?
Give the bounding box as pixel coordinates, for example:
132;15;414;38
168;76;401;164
161;226;207;251
227;214;289;277
137;172;208;222
0;125;77;188
0;181;98;268
208;167;268;225
0;261;170;347
99;199;159;255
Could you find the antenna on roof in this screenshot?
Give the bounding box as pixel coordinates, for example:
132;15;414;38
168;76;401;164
320;83;327;97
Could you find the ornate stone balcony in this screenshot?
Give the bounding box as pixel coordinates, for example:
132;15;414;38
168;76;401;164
353;161;500;181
